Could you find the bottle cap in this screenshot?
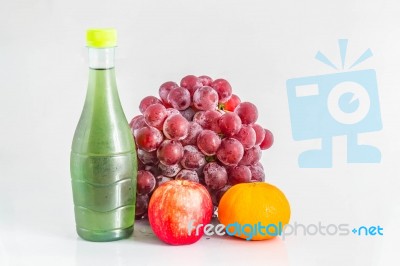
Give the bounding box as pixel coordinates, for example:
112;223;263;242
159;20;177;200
86;28;117;48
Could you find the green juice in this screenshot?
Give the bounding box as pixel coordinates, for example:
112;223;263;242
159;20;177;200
70;64;137;240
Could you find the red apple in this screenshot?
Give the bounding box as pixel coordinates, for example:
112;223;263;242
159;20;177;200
148;180;213;245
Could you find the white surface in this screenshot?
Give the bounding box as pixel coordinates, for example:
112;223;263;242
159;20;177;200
1;0;400;265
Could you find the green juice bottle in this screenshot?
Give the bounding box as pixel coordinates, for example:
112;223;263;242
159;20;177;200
70;29;137;241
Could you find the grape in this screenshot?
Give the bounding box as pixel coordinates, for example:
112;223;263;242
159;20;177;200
180;75;203;97
195;164;205;180
155;175;173;186
204;110;222;132
159;81;179;106
213;185;232;205
144;164;161;177
223;94;241;112
167;87;191;110
229;165;251;185
253;161;264;170
193;86;218;110
176;169;199;182
211;79;232;103
216;138;244;166
180;145;206;170
224;165;235;174
139;96;162;114
137;149;158;165
135;126;163;152
166;108;180;117
131;75;273;214
158;162;181;177
183;144;198;152
138;160;145;171
135;194;149;219
239;145;262;165
234;102;258;125
137;170;156;195
197;130;221;156
233;125;256;149
157;140;184;165
249;164;265;182
252;124;265;146
192;111;205;124
181;122;202;146
129;115;146;134
193;110;222;132
180;107;196;121
143;103;167;130
218;112;242;137
198;75;213;86
163;114;189;140
260;129;274;150
203;162;228;190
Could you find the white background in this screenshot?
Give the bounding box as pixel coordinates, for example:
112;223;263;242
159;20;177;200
1;0;400;265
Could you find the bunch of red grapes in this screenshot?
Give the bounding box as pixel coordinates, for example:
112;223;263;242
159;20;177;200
130;75;274;219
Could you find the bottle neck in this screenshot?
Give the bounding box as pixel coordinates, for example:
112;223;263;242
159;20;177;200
88;47;115;69
86;46;119;105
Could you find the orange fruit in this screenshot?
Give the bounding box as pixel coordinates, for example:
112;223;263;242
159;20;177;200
218;182;290;240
